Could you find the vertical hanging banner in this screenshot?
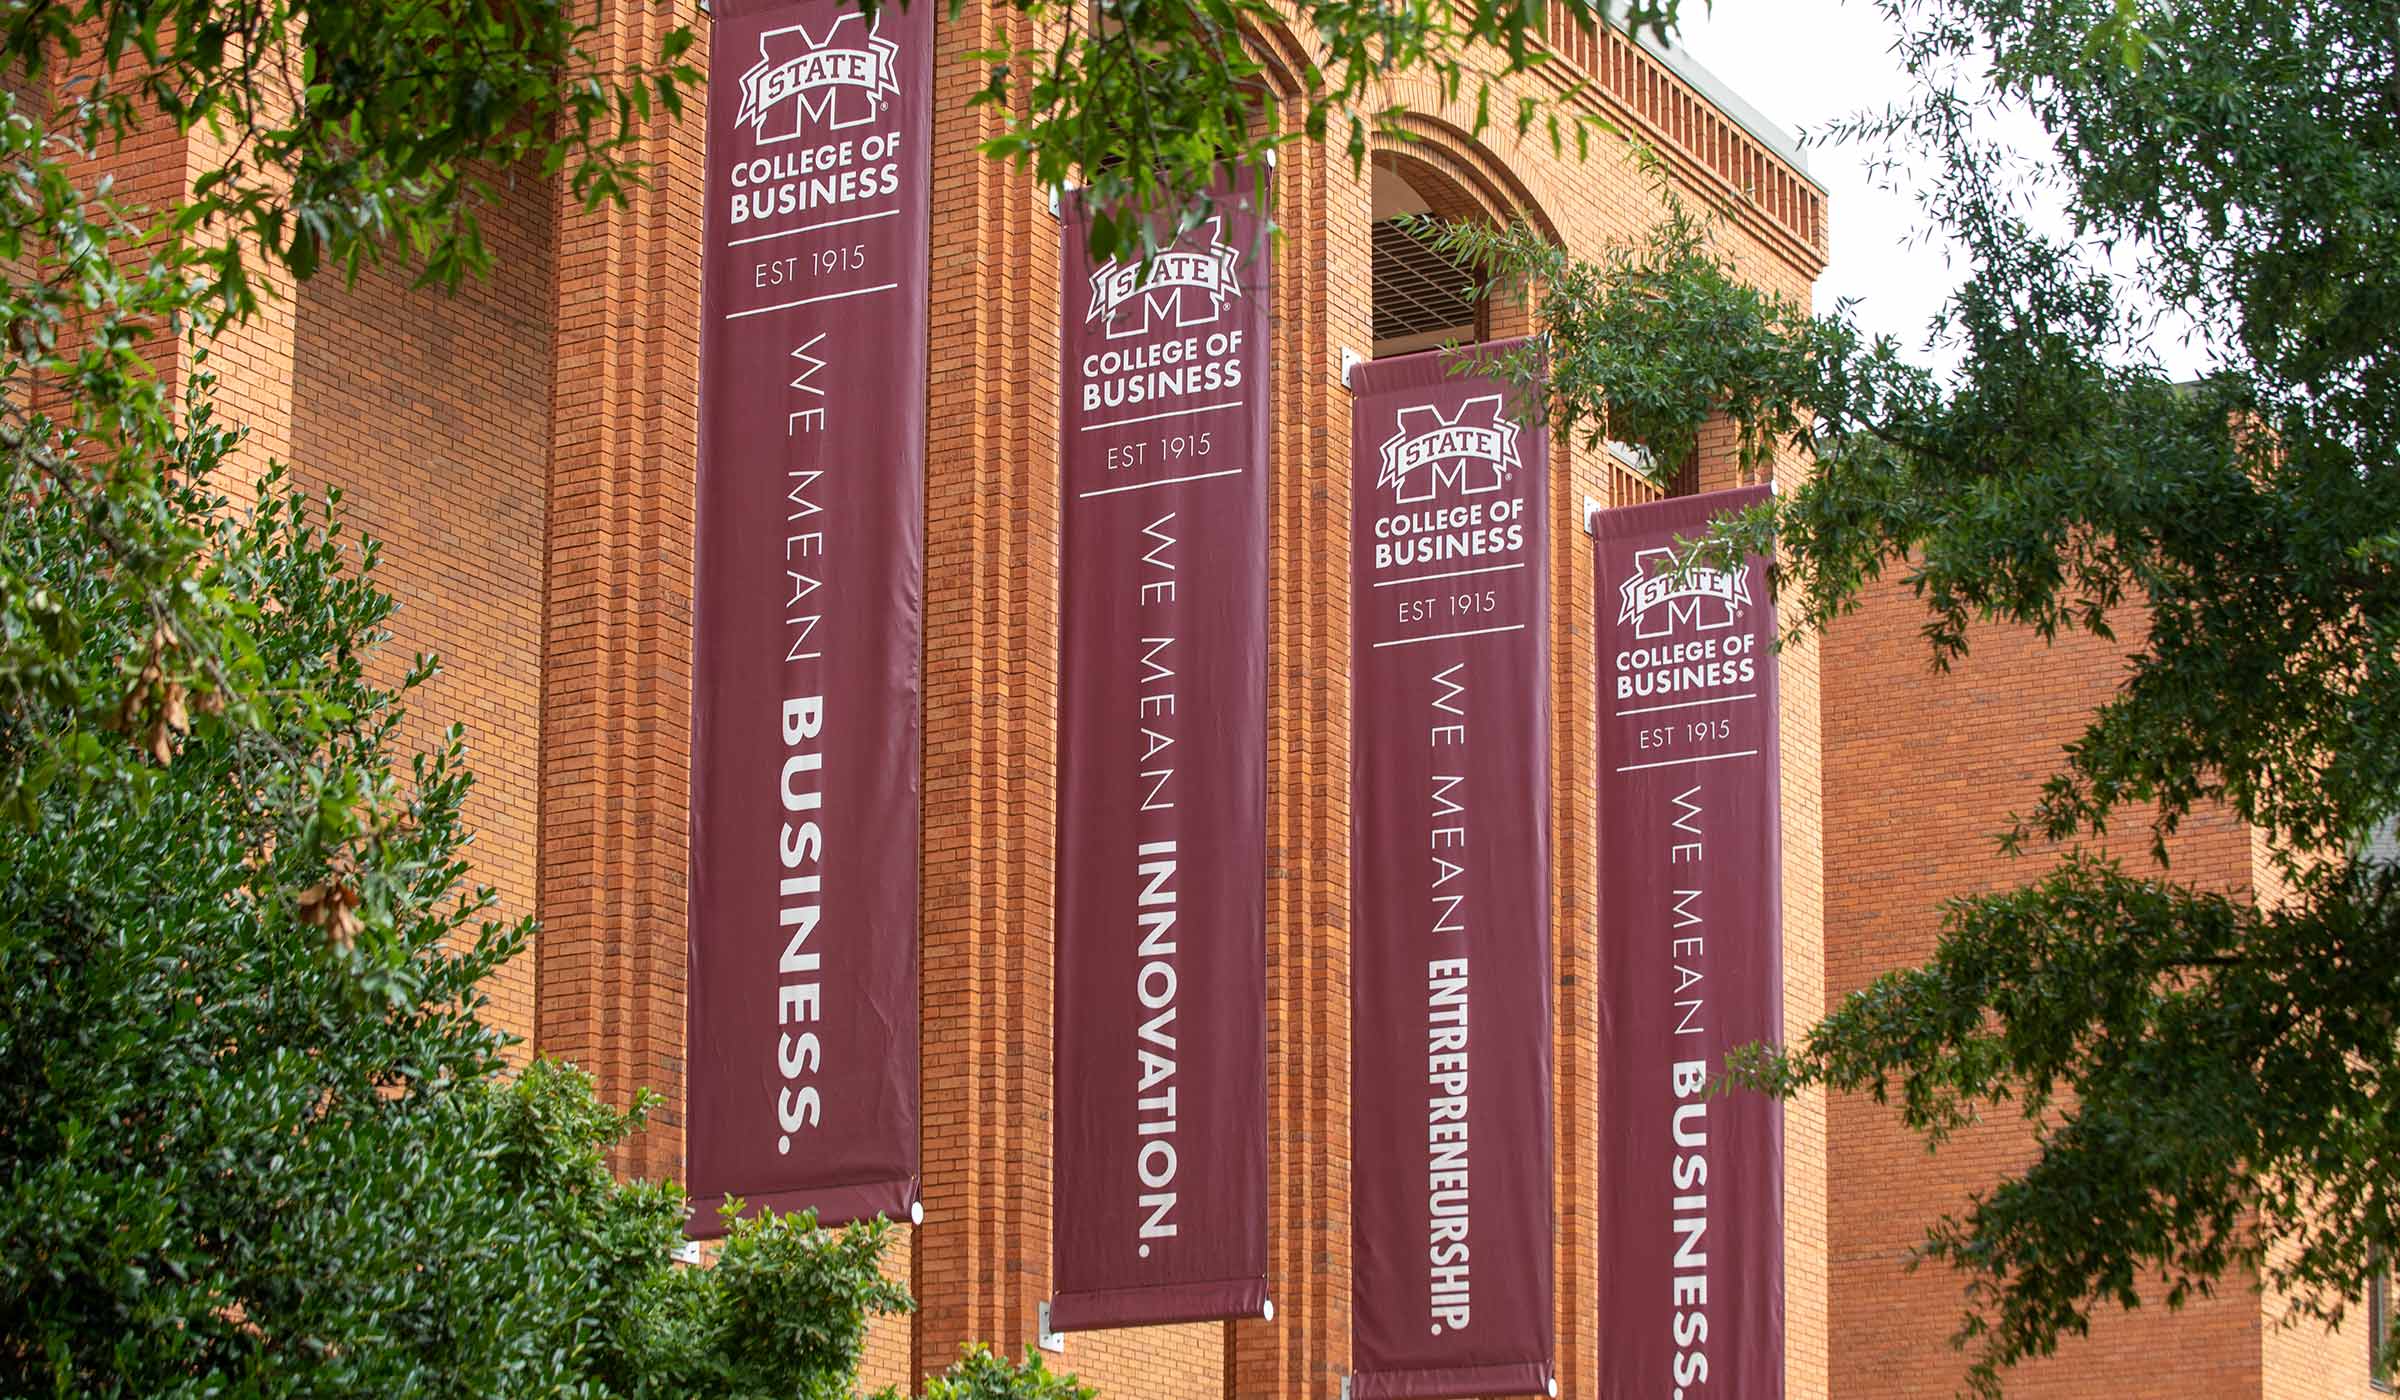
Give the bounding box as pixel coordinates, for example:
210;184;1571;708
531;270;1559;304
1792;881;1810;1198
1051;177;1271;1331
1594;485;1784;1398
685;0;931;1236
1348;344;1556;1400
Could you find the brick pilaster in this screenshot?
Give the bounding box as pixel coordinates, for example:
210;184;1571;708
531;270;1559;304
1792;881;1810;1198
914;0;1058;1372
538;0;707;1184
1229;125;1374;1400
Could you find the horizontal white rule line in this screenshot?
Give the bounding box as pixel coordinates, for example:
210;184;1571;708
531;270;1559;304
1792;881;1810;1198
725;208;898;248
1615;692;1758;717
1076;399;1247;433
1076;466;1246;498
1613;748;1761;773
1372;562;1525;589
1371;622;1526;649
724;281;899;320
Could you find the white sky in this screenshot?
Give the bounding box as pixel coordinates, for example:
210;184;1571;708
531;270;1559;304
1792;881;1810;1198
1669;0;2213;380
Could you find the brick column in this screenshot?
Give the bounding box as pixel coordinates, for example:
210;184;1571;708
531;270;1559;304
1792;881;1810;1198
184;108;298;485
1230;128;1374;1400
1688;430;1830;1400
538;0;707;1185
54;38;299;489
1549;430;1604;1400
1766;445;1830;1400
914;0;1057;1374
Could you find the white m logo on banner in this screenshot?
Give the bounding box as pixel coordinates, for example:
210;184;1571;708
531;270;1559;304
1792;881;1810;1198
737;11;900;142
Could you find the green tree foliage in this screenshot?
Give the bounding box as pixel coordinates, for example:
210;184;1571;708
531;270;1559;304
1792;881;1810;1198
1425;0;2400;1391
923;1347;1096;1400
0;421;925;1393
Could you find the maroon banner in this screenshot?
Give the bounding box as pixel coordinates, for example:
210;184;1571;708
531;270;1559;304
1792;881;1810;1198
1347;345;1555;1400
685;0;930;1236
1051;179;1271;1331
1594;485;1784;1398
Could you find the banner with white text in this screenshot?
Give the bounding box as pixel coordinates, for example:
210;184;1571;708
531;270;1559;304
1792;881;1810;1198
1594;484;1784;1398
1050;176;1271;1331
1348;344;1555;1400
685;0;929;1237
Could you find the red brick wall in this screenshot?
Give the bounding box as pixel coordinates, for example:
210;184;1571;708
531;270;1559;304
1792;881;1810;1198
287;167;557;1047
1817;578;2285;1397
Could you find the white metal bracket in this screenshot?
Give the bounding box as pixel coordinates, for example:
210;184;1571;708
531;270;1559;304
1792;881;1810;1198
1583;494;1603;534
1036;1300;1066;1353
1340;347;1365;389
671;1238;702;1265
1339;1376;1353;1400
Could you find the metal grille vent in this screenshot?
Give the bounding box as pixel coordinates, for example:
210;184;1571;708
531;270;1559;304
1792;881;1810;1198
1371;218;1479;346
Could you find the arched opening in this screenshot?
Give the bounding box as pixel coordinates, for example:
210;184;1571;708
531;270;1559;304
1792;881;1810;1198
1370;158;1490;358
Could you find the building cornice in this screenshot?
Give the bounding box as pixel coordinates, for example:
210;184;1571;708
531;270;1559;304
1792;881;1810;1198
1535;6;1829;276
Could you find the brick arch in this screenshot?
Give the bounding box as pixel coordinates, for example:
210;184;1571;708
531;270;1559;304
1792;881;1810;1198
1371;105;1569;245
1236;11;1314;104
1372;146;1487;230
1369;114;1561;347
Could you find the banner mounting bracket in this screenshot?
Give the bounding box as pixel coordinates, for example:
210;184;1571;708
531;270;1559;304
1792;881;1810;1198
1036;1300;1065;1354
1584;493;1603;534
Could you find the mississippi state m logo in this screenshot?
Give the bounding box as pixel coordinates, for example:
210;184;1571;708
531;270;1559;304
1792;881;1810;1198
1086;219;1243;340
1617;544;1751;639
1377;395;1521;505
737;11;899;142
